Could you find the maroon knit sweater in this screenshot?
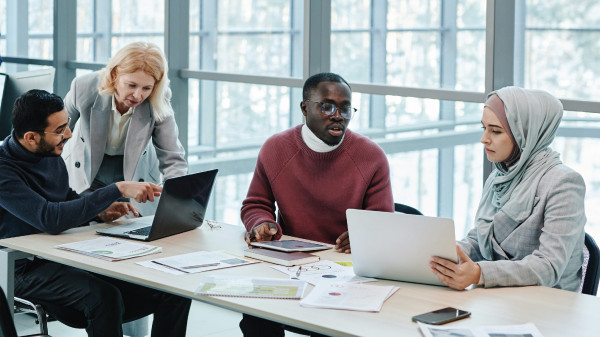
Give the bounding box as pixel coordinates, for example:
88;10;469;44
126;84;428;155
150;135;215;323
241;125;394;244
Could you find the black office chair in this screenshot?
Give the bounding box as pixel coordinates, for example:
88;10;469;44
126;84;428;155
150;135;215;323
394;203;423;215
15;300;149;336
582;232;600;296
13;298;49;334
0;288;51;337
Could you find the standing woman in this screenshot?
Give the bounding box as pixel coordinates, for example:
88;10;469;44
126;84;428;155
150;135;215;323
63;41;187;216
430;86;586;291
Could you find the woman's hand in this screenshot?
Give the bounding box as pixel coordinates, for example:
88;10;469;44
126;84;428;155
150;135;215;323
429;245;481;290
115;182;162;203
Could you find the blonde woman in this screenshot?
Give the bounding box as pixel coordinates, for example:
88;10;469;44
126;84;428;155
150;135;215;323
62;41;187;218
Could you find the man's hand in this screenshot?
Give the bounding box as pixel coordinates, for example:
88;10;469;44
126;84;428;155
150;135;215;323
335;231;351;254
115;182;162;203
429;245;481;290
97;201;138;222
245;222;278;246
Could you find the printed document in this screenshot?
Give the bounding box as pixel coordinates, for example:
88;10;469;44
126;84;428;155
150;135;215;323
271;260;375;285
418;322;544;337
299;282;398;312
138;250;258;275
55;237;161;261
195;276;307;299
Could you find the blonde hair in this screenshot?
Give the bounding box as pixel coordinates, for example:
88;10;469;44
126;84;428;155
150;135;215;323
98;41;173;121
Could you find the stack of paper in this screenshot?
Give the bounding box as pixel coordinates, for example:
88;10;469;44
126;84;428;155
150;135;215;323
55;237;161;261
299;282;398;312
195;276;307;299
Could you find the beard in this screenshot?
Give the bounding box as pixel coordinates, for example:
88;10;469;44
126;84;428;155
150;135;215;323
34;136;63;157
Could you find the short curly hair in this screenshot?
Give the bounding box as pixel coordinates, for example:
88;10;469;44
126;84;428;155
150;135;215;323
302;72;351;101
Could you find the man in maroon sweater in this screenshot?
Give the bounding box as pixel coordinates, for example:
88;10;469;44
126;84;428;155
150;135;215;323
239;72;394;337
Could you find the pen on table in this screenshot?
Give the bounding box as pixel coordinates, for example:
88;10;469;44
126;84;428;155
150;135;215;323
181;263;220;269
295;266;302;278
151;260;189;274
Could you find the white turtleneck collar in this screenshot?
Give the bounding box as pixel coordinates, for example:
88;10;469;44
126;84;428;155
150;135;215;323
301;124;344;153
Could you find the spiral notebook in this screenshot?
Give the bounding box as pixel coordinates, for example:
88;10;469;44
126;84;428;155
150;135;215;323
195;276;307;299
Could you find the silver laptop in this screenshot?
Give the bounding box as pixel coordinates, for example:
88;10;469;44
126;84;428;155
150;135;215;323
97;169;218;241
346;209;457;286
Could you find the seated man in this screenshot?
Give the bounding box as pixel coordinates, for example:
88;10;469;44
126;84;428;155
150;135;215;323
0;90;190;337
240;72;394;337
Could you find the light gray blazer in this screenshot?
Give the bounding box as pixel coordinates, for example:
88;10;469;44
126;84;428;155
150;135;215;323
459;164;586;291
62;72;187;215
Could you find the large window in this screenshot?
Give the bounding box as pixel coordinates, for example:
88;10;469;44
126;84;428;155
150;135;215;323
1;0;599;241
75;0;164;63
522;0;600;240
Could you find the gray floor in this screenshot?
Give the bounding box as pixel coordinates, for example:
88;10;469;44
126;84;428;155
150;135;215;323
13;300;305;337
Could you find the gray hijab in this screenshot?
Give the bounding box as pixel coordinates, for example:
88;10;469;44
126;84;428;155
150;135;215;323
475;86;563;260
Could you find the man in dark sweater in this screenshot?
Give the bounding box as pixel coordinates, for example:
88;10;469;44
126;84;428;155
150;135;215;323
0;90;190;337
239;73;394;336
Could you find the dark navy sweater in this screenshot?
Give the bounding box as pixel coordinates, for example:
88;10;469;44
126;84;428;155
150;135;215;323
0;133;122;239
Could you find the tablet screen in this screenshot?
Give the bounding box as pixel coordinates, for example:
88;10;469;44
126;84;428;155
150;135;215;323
250;240;333;252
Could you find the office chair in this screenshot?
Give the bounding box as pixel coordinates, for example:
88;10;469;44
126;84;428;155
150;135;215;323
582;232;600;296
14;300;149;336
394;203;423;215
13;298;49;334
0;288;51;337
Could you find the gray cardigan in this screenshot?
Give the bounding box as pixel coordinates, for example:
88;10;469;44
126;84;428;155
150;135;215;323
459;164;586;291
62;72;187;215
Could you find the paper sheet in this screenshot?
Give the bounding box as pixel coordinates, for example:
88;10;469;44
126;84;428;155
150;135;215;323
138;250;257;275
417;322;544;337
55;237;161;261
299;282;398;312
271;260;375;285
195;276;307;299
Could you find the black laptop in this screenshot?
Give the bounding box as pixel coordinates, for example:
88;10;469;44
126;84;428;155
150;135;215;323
96;169;218;241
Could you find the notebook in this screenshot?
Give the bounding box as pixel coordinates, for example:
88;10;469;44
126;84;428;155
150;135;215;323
195;276;307;299
96;169;218;241
243;248;320;266
346;209;457;287
250;239;333;252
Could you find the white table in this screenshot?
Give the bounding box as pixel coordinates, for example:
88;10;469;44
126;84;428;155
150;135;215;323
1;221;599;337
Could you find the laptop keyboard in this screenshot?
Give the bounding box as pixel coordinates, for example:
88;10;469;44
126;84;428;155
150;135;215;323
126;226;152;236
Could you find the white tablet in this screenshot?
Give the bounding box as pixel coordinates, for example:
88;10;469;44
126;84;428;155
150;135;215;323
250;239;333;252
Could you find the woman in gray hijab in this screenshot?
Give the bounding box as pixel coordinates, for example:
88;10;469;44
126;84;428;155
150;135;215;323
430;86;586;291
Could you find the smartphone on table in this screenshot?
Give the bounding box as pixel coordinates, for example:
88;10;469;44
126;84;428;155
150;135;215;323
411;307;471;325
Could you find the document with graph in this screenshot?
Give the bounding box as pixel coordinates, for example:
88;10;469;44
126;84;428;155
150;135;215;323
195;276;307;299
55;237;161;261
299;282;398;312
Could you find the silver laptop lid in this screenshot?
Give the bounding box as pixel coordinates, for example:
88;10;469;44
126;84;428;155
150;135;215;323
346;209;457;287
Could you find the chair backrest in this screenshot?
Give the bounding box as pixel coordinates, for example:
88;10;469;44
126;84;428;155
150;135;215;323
0;286;20;337
394;203;423;216
582;232;600;296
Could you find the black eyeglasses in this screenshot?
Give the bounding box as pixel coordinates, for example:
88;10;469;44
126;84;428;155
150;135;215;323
37;117;71;140
304;100;356;120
